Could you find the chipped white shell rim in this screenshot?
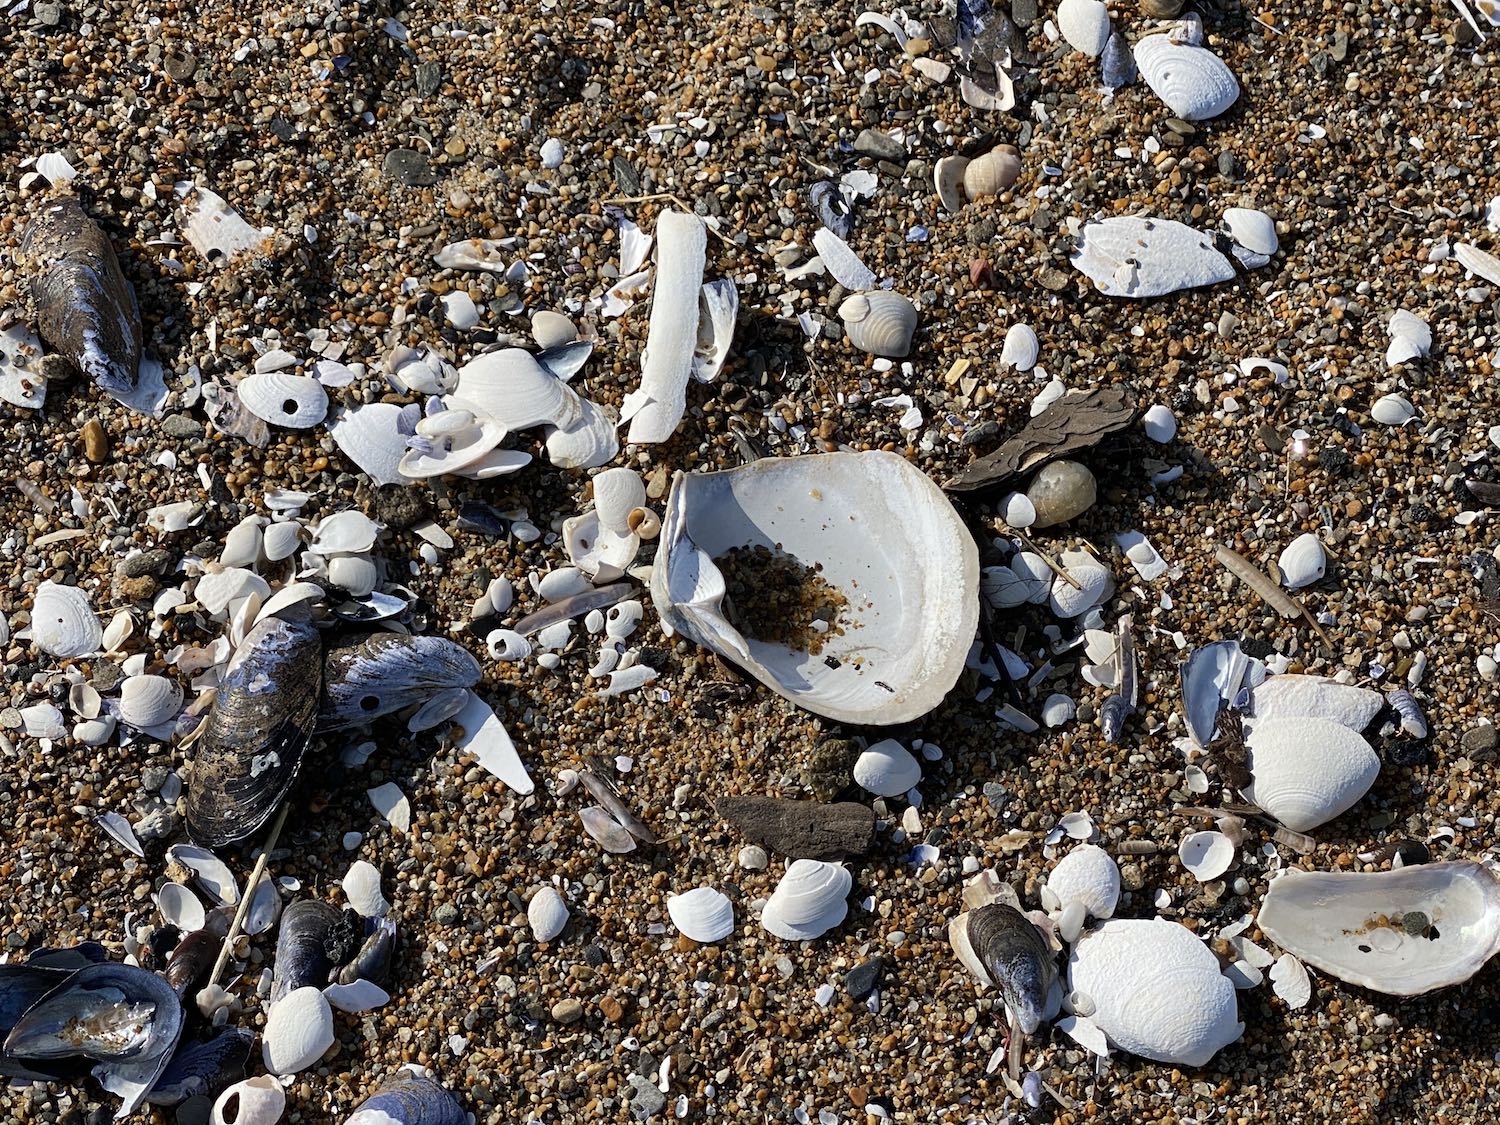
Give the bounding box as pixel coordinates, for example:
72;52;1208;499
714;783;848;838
649;451;979;726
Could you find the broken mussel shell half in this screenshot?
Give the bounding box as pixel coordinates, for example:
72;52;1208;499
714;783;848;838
186;616;323;848
270;899;343;1005
949;902;1060;1035
20;197;141;400
1257;861;1500;996
317;632;482;731
3;962;184;1118
650;451;979;726
344;1067;468;1125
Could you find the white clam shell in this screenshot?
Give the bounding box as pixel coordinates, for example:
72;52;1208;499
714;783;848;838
1058;0;1112;56
118;674;184;729
157;881;206;931
1243;716;1379;832
398;411;507;480
1041;693;1076;727
1249;674;1383;732
543;396;620;470
961;148;1022;200
1072;216;1235;299
838;291;919;359
1370;393;1416;426
237;372;328;429
167;844;240;906
323;979;391;1014
1133;36;1240;121
1142;404;1177;443
981;565;1030;609
1045;844;1120;920
593;468;647;534
667;886;735;943
1068;918;1243;1066
220;516;265;568
562;511;639;584
530;309;578;349
761;860;852;941
311;511;381;555
31;581;101;658
1048;551;1110;619
852;738;922;798
527;885;569;942
262;986;335;1075
1276;532;1326;590
1221;207;1278;256
440;291;479;330
1000;323;1039;371
650;452;979;726
623;209;706;443
1010;553;1054;604
327;555;379;598
21;702;66;739
933;155;969;212
329;404;411;487
1179;831;1235;882
1257;862;1500;996
693;279;739;383
342;860;389;917
457;348;581;431
74;716;117;745
212;1075;286;1125
196;567;271;618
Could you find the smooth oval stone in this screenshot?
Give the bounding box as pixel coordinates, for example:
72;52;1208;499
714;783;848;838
1025;460;1097;528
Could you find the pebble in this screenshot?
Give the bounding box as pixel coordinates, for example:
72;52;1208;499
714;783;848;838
1461;725;1497;757
383;148;438;187
162;414;203;439
550;998;583;1024
854;128;906;162
845;957;885;1000
81;419;108;462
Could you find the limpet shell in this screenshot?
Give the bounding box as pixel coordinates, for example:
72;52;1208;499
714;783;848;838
1133;36;1240;121
961;147;1022;200
1058;0;1112;56
838;291;918;358
31;581;102;658
1276;532;1326;590
1000;323;1039;371
1221;207;1278;256
667;886;735;943
237;372;328;429
933;155;970;212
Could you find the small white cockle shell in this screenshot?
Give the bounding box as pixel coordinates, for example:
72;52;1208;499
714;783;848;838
341;860;389;917
1133;36;1240;121
761;860;852;941
31;581;102;658
211;1075;286;1125
1386;309;1432;369
1370;393;1416;426
852;738;922;797
527;885;569;942
1244;716;1379;832
237;372;329;429
1221;207;1279;256
118;674;184;729
667;886;735;943
1000;323;1040;371
1043;844;1120;921
157;881;206;931
1179;831;1235;882
262;986;335;1075
1058;0;1112;56
838;291;919;358
311;510;381;555
1276;532;1326;590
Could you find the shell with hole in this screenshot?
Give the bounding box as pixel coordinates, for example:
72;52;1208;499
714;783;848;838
1243;716;1379;832
1133;35;1240;121
838;291;919;358
30;581;102;659
1256;861;1500;995
317;633;481;732
962;147;1022;201
1068;918;1243;1066
1071;216;1236;299
650;452;979;726
237;373;328;430
211;1075;286;1125
761;860;852;941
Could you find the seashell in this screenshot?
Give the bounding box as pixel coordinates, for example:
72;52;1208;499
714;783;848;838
999;323;1039;371
21;702;66;739
651;452;978;726
999;491;1037;529
592;468;647;534
195;567;272;618
242;873;283;937
812;226;876;291
486;629;532;662
0;320;48;410
1071;216;1236;299
1454;241;1500;287
318;633;481;731
20;197;141;400
692;278;739;383
1249;674;1383;732
622;210;707;443
1058;0;1112;56
407;686;470;732
1276;532;1326;590
1068;918;1242;1066
327;555;378;598
343;1068;468;1125
1133;35;1240;121
1257;861;1500;996
1010;553;1054;604
1048;550;1110;619
1370;392;1416;426
342;860;389;918
457;348;581;432
1386;688;1428;740
530;309;577;350
580;806;637;853
439;291;479;330
31;581;102;658
150;1025;255;1108
1221;207;1278;256
538;567;592;603
157;882;206;931
1243;716;1380;832
838;291;919;358
1142;403;1177;443
667;887;735;943
262;986;334;1075
433;239;510;272
761;859;852;941
527;885;569;942
628;506;661;539
270;900;342;1005
562;511;640;584
1385;309;1432;368
323;979;390;1014
212;1075;286;1125
1043;844;1120;921
852;738;922;798
119;674;184;730
449;690;534;795
256;582;325;626
336;918;397;988
237;373;328;429
933;155;970;212
177;187;268;266
398;413;507;481
166;845;239;907
543;396;619;470
981;565;1031;609
329;404;411;488
185;616;322;847
949;903;1059;1034
221;516;266;568
1100;31;1137;87
1179;640;1253;747
74;716;117;745
1026;460;1097;528
961;146;1022;201
1179;831;1235;882
1041;693;1076;727
311;511;381;555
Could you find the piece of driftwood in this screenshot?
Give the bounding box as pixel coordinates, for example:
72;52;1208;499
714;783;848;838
714;796;875;860
945;386;1137;493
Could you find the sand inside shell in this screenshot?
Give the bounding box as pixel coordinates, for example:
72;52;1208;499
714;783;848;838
714;543;849;656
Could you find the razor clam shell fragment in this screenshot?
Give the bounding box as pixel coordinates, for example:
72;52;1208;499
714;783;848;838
317;633;482;731
21;197;141;400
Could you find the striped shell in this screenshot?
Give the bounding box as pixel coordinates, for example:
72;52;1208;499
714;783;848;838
761;860;851;941
237;372;329;429
1133;36;1240;121
1244;716;1379;832
667;886;735;943
961;147;1022;200
838;291;918;358
458;347;581;431
1000;323;1039;371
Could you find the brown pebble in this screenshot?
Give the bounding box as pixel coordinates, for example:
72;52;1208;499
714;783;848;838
598;996;625;1022
81;419;108;463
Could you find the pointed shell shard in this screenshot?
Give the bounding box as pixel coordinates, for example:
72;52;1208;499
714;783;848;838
692;278;738;383
1133;36;1240;121
1071;216;1235;299
627;210;707;444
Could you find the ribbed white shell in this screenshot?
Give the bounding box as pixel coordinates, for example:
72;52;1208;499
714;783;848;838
1250;675;1383;732
458;348;581;431
1134;36;1240;121
311;510;380;555
839;291;918;358
761;860;852;941
31;581;101;658
1044;844;1120;919
1000;323;1039;371
237;372;328;429
118;674;184;729
527;885;569;942
853;739;922;797
593;468;646;534
1277;532;1326;590
262;986;335;1075
1244;716;1379;832
667;886;735;943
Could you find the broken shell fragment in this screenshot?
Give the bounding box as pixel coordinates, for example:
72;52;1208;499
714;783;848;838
342;860;389;918
761;859;851;941
1257;862;1500;996
457;348;580;432
1179;831;1235;882
1133;35;1240;121
1058;0;1112;56
934;155;970;212
211;1075;286;1125
1243;716;1380;832
693;278;739;383
542;396;619;470
1141;404;1177;443
1071;216;1236;299
318;633;482;732
1249;674;1383;732
623;209;707;444
838;291;919;358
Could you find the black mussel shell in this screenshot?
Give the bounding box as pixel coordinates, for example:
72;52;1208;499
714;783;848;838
271;900;343;1005
343;1068;467;1125
146;1026;254;1107
317;633;480;732
163;930;219;999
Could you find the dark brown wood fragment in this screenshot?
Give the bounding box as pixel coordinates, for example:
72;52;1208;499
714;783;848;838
714;796;875;860
944;386;1137;493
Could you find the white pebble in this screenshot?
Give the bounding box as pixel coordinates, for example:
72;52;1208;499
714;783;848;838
1142;404;1177;443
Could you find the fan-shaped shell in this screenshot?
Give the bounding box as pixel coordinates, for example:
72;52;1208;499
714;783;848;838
1277;532;1326;589
185;616;322;847
1371;393;1416;426
761;860;852;941
329;404;411;487
311;511;381;555
838;291;918;358
667;887;735;943
962;147;1022;200
1043;844;1120;919
1068;918;1242;1066
344;1069;468;1125
1257;862;1500;996
527;886;569;942
593;468;646;534
342;861;389;918
1000;323;1039;371
262;986;334;1075
1071;216;1235;298
457;347;582;431
1221;207;1278;255
852;738;922;797
650;452;979;726
270;900;342;1005
934;155;969;212
31;581;102;658
981;565;1030;609
1058;0;1112;56
1133;36;1240;121
1243;716;1379;832
20;197;141;399
119;674;184;729
1249;674;1383;732
237;373;328;429
543;396;619;469
212;1075;286;1125
317;633;482;731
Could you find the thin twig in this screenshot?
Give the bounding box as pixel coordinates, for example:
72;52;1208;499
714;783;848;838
1011;530;1082;590
207;802;292;988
